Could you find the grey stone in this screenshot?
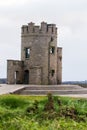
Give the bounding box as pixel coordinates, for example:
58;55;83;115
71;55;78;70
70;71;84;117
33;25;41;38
7;22;62;85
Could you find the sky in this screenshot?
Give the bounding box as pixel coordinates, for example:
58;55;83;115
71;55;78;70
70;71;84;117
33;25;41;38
0;0;87;81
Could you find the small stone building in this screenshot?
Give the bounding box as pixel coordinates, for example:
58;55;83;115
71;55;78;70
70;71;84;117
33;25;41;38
7;22;62;85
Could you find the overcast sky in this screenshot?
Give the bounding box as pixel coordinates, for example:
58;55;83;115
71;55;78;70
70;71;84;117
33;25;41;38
0;0;87;81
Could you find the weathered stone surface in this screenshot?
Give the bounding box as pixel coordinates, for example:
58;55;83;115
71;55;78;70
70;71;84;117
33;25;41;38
7;22;62;85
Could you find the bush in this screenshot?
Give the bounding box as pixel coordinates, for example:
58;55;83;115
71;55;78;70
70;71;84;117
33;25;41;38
0;96;28;109
44;93;54;111
26;100;39;113
0;95;87;130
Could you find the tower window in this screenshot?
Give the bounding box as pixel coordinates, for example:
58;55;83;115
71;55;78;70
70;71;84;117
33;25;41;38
51;70;55;77
50;47;55;54
25;48;30;58
59;57;62;61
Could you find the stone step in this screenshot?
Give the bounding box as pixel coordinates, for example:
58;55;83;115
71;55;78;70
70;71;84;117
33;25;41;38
24;86;83;90
17;89;87;95
13;85;87;95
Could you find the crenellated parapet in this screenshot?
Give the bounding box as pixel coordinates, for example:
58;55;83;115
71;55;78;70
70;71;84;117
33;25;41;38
7;60;24;67
21;21;57;35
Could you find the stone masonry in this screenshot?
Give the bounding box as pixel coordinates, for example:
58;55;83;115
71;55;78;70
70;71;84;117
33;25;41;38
7;22;62;85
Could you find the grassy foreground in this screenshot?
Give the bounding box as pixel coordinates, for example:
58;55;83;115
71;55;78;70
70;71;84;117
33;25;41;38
0;94;87;130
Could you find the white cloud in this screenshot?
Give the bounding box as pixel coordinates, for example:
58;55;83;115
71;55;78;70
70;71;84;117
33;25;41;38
0;0;87;81
0;0;28;6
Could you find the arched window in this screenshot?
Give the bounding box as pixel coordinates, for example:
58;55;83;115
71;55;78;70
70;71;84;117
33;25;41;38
25;48;30;58
51;70;55;77
14;71;19;84
50;47;55;54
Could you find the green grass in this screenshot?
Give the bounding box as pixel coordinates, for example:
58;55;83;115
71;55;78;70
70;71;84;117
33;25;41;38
0;94;87;130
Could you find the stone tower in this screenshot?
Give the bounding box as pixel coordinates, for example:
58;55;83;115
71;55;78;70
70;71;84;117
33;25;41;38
7;22;62;85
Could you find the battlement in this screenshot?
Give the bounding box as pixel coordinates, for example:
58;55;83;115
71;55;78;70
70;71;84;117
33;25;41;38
7;60;24;67
21;22;57;35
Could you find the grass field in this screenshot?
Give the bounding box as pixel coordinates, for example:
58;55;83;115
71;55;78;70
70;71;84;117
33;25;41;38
0;94;87;130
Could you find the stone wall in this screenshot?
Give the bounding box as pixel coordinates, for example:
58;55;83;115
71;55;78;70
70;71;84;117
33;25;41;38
57;47;62;83
7;60;24;84
7;22;62;85
21;22;58;84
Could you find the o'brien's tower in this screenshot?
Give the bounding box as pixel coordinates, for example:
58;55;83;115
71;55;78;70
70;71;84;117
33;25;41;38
7;22;62;85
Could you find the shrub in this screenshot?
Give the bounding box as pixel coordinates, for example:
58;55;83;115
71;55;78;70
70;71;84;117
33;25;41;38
0;96;28;109
26;100;39;113
44;93;54;111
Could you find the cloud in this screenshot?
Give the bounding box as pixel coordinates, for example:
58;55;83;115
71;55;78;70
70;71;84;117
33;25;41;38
0;0;28;6
0;0;87;81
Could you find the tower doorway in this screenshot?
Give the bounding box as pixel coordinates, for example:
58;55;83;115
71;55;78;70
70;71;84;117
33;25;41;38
24;70;29;84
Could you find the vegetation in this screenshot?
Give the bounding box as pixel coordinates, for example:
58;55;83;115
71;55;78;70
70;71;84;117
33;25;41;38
0;94;87;130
